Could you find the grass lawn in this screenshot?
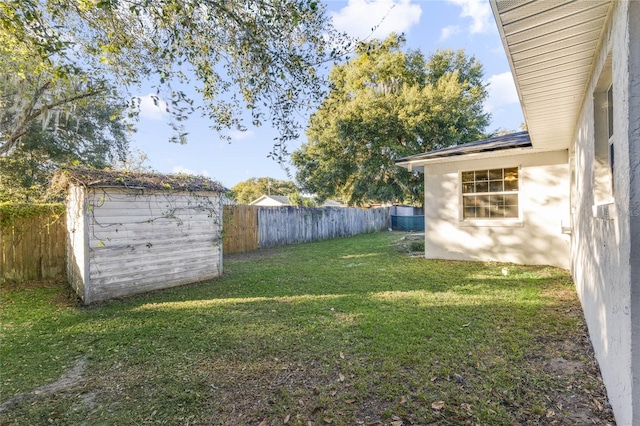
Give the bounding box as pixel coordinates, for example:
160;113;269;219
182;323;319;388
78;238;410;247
0;232;614;425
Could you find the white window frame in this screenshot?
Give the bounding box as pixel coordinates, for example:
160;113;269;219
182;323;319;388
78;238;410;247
592;54;615;214
458;166;523;227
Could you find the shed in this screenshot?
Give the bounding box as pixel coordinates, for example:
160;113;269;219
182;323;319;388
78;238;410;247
57;168;225;304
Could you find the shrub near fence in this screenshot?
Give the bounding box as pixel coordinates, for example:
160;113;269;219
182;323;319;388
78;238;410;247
258;206;390;248
0;205;66;283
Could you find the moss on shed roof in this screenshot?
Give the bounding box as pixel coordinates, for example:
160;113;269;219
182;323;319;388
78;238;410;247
56;168;225;192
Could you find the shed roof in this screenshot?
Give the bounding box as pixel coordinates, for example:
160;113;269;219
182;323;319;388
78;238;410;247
57;168;225;192
395;131;531;165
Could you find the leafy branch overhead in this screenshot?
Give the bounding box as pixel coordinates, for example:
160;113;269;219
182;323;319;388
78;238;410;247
292;34;490;206
1;0;350;159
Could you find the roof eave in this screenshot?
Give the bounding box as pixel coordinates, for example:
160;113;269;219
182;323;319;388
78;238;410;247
489;0;613;151
397;146;540;171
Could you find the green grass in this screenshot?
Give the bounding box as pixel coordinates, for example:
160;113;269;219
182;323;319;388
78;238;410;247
0;232;611;425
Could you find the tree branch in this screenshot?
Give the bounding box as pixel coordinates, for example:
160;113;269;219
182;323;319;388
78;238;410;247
1;86;107;157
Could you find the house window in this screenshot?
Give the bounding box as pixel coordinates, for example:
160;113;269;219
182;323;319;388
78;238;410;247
461;167;519;219
593;55;614;204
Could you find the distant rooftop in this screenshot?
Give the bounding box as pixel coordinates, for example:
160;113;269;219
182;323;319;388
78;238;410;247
396;131;532;164
249;195;291;205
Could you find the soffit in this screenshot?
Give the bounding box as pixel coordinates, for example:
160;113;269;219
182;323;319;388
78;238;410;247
490;0;612;150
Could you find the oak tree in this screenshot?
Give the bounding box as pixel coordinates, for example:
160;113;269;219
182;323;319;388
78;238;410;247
292;34;490;206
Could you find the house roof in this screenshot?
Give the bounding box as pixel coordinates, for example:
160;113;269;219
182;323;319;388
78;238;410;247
490;0;612;151
56;168;225;192
321;200;346;208
395;131;532;167
248;195;291;205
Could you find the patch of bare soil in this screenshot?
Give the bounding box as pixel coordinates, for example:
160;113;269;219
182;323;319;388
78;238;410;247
523;287;616;425
0;359;86;413
525;333;615;425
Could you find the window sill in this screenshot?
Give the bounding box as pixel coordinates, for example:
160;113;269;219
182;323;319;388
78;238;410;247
459;219;524;228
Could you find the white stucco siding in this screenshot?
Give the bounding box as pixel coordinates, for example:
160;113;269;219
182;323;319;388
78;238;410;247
629;2;640;424
84;188;222;303
422;150;570;269
569;1;638;424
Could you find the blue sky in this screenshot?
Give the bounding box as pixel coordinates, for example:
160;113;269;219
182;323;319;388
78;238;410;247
131;0;524;188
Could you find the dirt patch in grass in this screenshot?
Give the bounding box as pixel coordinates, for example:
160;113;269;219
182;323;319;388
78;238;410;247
0;358;86;414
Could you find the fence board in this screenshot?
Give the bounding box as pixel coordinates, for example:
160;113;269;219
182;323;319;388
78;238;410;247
1;212;67;283
223;205;259;254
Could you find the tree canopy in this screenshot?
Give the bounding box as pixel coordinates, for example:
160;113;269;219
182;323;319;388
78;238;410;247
0;100;131;202
1;0;348;160
230;177;299;204
292;34;490;206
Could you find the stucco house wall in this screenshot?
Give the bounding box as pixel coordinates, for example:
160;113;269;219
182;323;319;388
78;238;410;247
422;150;570;269
569;2;640;424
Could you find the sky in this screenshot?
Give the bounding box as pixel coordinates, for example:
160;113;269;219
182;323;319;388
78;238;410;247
131;0;524;189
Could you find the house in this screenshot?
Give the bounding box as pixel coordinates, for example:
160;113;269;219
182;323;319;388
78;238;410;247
58;168;225;304
249;194;291;206
320;200;347;208
396;1;639;424
249;194;345;208
396;131;570;267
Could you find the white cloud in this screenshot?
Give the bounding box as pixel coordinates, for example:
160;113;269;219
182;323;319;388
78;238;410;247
484;72;520;112
228;129;255;141
137;94;168;120
171;166;210;177
439;25;461;41
447;0;494;34
331;0;422;40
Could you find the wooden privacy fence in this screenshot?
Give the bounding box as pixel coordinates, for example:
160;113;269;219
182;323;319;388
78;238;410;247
1;211;66;283
1;205;390;281
223;205;259;254
258;206;390;248
223;205;390;253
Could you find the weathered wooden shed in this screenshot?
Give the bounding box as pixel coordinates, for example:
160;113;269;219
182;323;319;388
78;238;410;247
58;168;225;304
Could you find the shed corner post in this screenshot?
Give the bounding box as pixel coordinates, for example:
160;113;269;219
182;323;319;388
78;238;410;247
83;187;92;305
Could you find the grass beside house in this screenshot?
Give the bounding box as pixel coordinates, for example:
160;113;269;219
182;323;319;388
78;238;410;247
0;232;613;425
